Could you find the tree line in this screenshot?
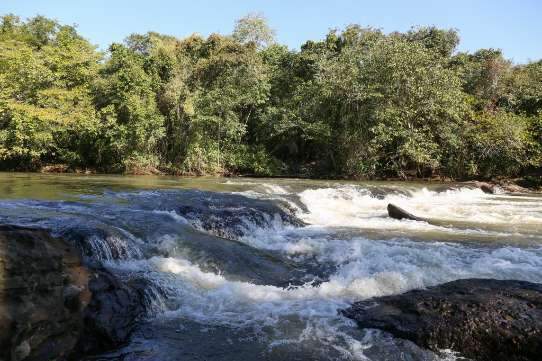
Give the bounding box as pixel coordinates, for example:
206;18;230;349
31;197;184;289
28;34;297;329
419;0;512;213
1;14;541;179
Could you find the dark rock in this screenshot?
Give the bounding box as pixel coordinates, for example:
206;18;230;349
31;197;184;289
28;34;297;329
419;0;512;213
341;278;542;361
0;225;157;360
479;183;496;194
172;194;313;286
75;269;157;356
177;194;304;240
387;204;427;222
168;230;309;287
0;225;90;361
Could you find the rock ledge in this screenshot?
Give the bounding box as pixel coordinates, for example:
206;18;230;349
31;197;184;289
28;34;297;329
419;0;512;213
341;278;542;361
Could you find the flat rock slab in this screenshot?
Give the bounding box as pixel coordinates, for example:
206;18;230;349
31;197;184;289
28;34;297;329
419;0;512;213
341;278;542;361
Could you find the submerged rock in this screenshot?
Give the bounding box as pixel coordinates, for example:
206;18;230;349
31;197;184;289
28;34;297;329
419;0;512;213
387;203;427;222
475;180;533;194
164;229;311;287
177;193;304;240
341;278;542;361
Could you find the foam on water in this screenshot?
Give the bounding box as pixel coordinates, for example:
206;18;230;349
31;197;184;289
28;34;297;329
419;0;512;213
239;185;541;245
152;209;189;224
123;184;539;359
214;184;542;248
112;238;542;322
105;234;541;360
2;180;541;360
298;185;540;225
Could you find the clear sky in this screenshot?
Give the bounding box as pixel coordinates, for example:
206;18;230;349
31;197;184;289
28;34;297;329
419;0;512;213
1;0;541;63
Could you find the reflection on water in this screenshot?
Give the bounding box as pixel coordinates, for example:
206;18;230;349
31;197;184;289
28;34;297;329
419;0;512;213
0;172;540;360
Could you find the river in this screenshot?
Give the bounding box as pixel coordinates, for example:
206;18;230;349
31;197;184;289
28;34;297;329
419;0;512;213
1;172;541;360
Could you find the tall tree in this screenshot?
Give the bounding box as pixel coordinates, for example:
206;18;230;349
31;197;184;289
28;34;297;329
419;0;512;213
0;15;101;170
232;13;275;49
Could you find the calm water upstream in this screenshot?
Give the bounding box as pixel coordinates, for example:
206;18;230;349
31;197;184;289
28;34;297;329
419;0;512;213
1;172;541;360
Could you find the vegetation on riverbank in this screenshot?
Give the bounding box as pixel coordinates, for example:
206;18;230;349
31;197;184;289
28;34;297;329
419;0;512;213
1;14;541;179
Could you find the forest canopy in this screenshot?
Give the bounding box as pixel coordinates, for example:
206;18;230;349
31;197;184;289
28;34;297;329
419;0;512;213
1;14;541;179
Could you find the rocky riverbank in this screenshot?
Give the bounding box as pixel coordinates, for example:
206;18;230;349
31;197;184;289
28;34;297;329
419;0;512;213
342;279;542;361
0;225;149;361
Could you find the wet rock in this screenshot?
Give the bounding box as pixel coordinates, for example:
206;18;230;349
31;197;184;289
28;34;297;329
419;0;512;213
478;182;496;194
0;225;157;360
0;225;90;361
172;194;313;286
468;180;530;194
76;269;157;356
341;278;542;361
387;203;426;222
476;181;530;194
178;194;304;240
500;183;527;193
168;230;309;287
54;224;143;261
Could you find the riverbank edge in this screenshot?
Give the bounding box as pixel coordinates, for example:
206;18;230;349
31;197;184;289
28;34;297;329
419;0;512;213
8;165;541;192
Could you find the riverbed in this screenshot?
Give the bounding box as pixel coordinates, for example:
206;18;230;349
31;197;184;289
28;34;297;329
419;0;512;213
1;172;541;360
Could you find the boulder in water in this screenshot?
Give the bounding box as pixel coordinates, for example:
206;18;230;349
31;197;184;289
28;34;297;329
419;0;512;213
76;269;157;355
387;203;426;222
479;182;496;194
341;278;542;361
177;194;304;240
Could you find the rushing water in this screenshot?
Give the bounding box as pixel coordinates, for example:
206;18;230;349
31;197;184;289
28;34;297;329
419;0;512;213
1;172;542;360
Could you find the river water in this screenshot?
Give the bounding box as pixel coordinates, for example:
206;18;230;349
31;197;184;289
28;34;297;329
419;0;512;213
1;172;541;360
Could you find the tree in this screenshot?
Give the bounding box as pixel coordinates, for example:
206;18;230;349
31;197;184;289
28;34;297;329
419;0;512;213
505;60;542;116
177;33;271;174
404;26;460;57
465;111;532;177
297;28;467;177
93;43;165;172
232;13;275;49
452;49;511;111
1;14;540;179
0;16;101;170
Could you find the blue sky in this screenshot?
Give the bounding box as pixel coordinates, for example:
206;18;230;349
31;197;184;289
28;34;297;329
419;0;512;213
1;0;541;63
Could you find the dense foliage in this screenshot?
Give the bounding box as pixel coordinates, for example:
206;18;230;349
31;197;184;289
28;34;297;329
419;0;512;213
1;14;541;179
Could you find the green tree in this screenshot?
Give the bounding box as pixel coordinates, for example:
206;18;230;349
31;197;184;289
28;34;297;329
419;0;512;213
300;28;467;177
505;61;542;116
93;43;165;172
180;34;271;174
1;14;540;179
452;49;511;111
465;111;532;177
0;15;101;170
404;26;460;57
232;13;275;49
